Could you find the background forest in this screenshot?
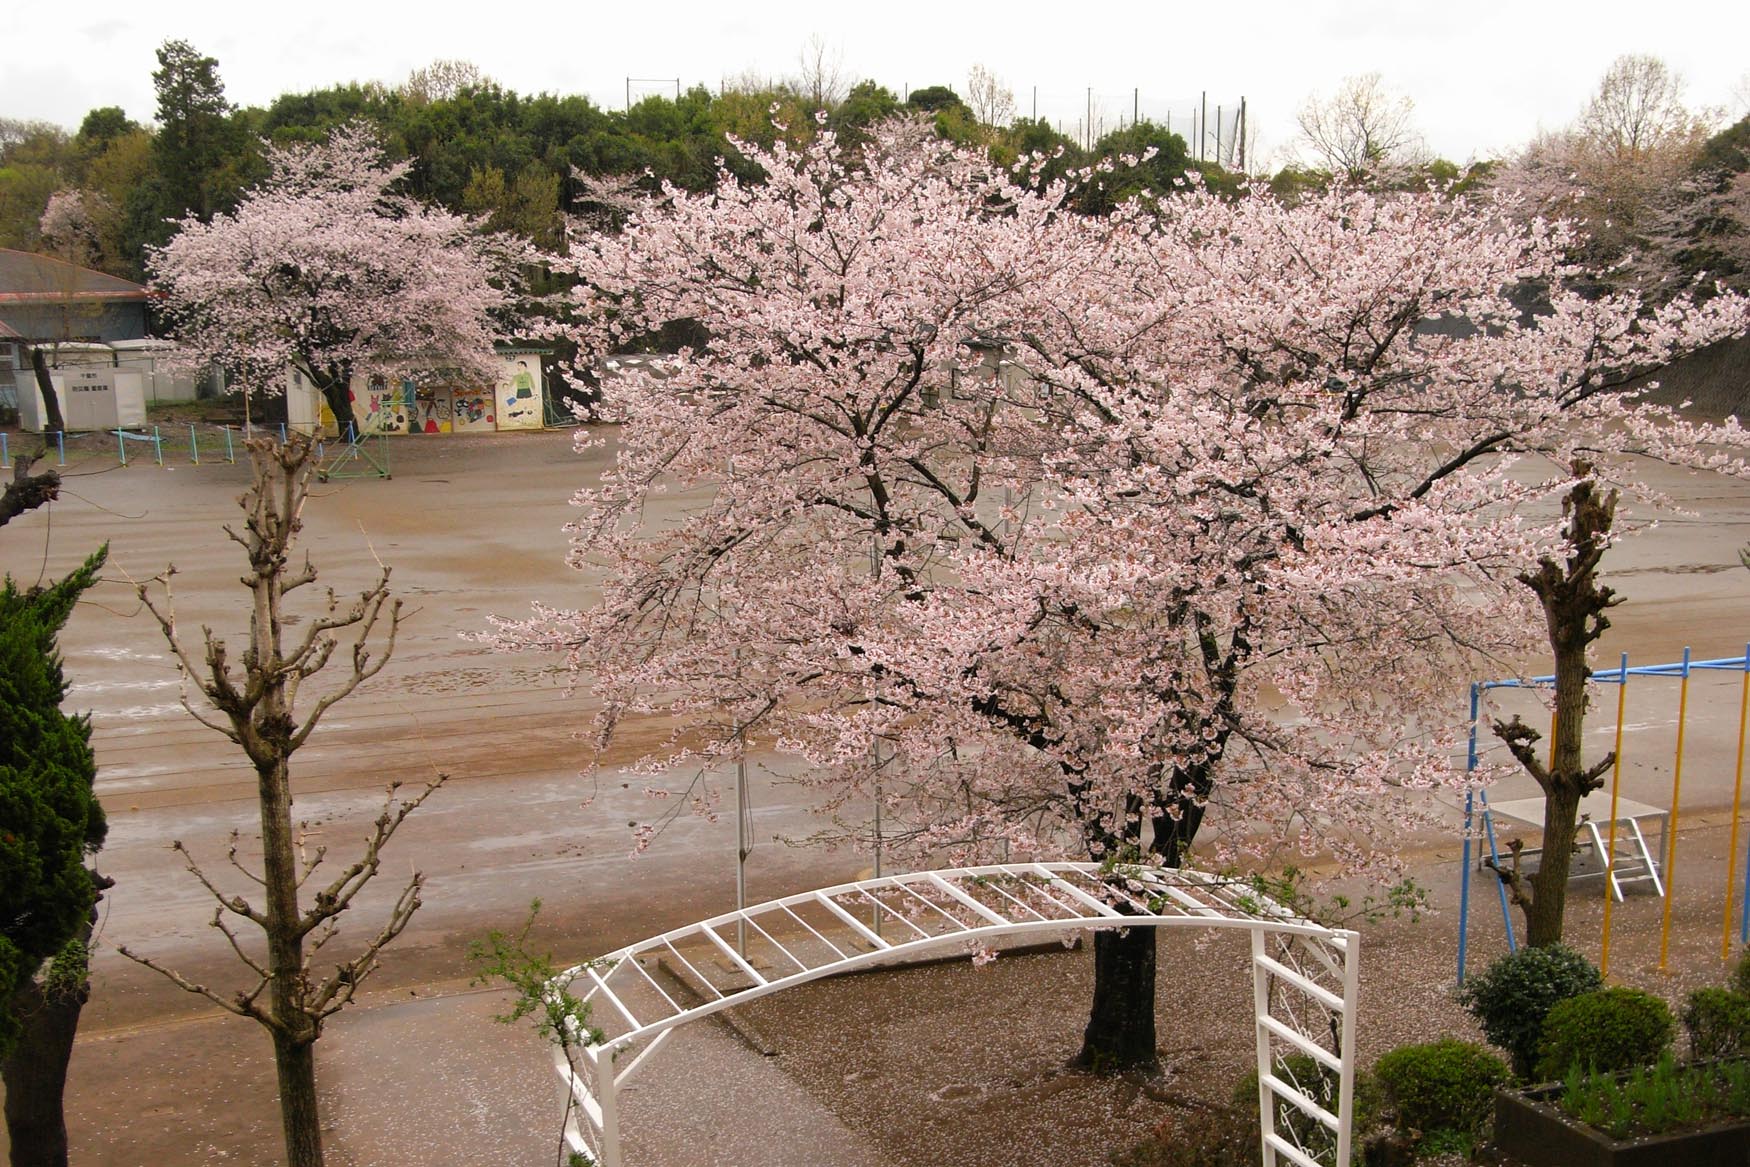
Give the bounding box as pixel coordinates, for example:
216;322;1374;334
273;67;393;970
5;41;1747;307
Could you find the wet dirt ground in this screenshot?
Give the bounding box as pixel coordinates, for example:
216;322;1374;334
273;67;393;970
4;427;1750;1165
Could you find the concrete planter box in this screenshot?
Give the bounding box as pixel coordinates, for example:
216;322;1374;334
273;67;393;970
1493;1079;1750;1167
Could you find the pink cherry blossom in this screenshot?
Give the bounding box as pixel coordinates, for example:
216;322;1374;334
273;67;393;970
494;121;1750;879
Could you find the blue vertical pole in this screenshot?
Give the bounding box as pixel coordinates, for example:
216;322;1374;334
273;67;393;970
116;429;126;466
1740;642;1750;947
55;431;64;465
1459;683;1479;983
152;426;162;466
224;425;235;464
1;431;8;469
189;423;199;464
279;422;287;444
1483;784;1517;952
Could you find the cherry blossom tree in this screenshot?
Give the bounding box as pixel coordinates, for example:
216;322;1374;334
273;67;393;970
148;122;529;430
496;122;1750;1070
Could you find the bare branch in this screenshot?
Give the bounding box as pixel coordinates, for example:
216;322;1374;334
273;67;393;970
299;774;446;936
116;945;272;1026
172;840;267;927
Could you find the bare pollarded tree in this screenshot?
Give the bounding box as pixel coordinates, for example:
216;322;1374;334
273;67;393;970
120;435;444;1167
1295;72;1426;179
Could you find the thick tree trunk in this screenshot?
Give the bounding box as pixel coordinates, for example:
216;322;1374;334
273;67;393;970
1070;769;1217;1073
1;978;87;1167
313;364;355;435
1525;782;1585;948
270;1033;323;1167
259;748;324;1167
1496;469;1619;948
27;347;66;435
1073;927;1158;1073
1;458;60;529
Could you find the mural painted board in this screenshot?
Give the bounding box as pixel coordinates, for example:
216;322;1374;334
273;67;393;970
375;379;419;435
351;374;393;435
495;355;543;430
415;385;452;434
449;385;496;432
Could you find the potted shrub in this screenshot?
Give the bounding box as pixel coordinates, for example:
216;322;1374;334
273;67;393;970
1493;985;1750;1166
1494;1053;1750;1167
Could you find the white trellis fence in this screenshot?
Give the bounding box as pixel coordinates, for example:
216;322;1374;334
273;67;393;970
548;861;1359;1167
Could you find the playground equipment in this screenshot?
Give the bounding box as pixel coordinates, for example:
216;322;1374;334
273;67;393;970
315;423;390;481
549;863;1361;1167
1458;647;1750;981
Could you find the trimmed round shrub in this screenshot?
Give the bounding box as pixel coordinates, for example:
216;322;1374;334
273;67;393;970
1373;1038;1509;1140
1683;986;1750;1061
1536;986;1673;1080
1457;943;1602;1078
1730;951;1750;999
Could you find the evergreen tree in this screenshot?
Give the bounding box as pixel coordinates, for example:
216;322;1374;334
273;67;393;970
0;548;108;1167
147;40;236;234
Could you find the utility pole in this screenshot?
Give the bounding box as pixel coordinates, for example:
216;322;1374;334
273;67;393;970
1239;97;1247;172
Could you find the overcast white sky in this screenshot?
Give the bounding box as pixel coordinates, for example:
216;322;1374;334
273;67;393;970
5;0;1748;166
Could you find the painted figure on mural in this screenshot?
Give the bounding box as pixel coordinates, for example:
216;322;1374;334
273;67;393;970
364;374;387;431
503;360;538;423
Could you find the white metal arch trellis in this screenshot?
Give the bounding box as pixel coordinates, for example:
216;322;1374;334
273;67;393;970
549;862;1359;1167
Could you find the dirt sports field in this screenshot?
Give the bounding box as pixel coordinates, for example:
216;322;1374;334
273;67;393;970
5;425;1750;1166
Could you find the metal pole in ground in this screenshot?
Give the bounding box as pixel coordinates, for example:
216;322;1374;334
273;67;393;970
1603;653;1628;978
1660;646;1693;971
1726;644;1749;959
1459;682;1478;982
736;734;750;957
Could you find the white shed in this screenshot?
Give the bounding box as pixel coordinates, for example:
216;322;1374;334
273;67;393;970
17;366;146;432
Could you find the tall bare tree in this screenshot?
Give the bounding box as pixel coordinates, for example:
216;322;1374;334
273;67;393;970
966;64;1016;130
401;58;488;105
1579;54;1712;162
1499;55;1717;287
120;436;443;1167
1295;72;1426;179
795;35;846;111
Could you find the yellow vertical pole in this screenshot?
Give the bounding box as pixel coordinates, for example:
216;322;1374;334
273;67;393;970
1660;648;1692;973
1603;654;1628;980
1726;648;1750;963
